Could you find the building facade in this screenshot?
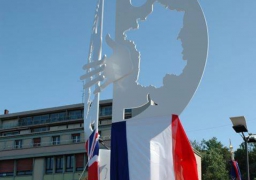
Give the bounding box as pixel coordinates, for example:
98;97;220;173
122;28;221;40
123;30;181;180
0;100;201;180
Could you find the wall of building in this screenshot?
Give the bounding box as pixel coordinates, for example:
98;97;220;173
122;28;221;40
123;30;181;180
33;158;44;180
0;101;201;180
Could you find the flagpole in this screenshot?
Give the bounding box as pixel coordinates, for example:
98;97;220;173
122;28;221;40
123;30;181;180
84;0;104;125
229;139;234;161
81;0;104;179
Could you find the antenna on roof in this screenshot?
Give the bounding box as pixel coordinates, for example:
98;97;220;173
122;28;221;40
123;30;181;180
78;80;85;103
81;81;85;103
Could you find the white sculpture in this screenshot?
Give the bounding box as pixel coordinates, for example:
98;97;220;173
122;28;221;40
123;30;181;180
81;0;208;121
81;0;208;179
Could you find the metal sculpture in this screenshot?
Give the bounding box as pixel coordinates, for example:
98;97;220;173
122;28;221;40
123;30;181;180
82;0;208;121
81;0;208;179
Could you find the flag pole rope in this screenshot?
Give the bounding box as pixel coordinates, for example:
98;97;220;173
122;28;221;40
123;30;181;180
78;161;89;180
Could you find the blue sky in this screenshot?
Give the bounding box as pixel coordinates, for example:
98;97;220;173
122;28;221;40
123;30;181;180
1;0;256;150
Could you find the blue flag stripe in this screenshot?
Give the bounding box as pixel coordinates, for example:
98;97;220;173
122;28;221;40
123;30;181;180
110;121;130;180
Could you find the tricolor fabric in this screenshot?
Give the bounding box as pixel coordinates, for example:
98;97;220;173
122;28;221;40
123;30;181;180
111;114;198;180
85;129;100;180
230;160;242;180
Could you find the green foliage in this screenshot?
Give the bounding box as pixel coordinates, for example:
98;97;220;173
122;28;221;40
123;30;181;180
191;137;230;180
191;140;203;152
202;148;229;180
191;137;256;180
234;142;256;179
192;137;256;180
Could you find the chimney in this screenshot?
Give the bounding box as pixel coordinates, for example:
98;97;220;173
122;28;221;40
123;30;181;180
4;109;9;115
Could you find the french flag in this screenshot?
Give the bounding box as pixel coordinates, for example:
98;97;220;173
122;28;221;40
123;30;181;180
111;114;198;180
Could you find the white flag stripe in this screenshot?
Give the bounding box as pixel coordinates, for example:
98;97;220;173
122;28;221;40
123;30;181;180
126;116;175;180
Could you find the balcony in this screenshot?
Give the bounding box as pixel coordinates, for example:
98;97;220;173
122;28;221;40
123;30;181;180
0;138;84;151
20;114;83;127
0;140;85;161
0;136;111;160
0;115;83;131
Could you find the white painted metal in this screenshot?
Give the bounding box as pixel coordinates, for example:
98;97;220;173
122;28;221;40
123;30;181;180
82;0;208;122
230;116;248;130
99;149;110;180
82;0;104;140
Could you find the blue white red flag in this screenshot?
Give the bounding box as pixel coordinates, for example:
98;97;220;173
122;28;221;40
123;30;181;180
85;129;100;180
230;160;242;180
110;114;198;180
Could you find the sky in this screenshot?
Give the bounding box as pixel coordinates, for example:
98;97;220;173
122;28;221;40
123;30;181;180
1;0;256;151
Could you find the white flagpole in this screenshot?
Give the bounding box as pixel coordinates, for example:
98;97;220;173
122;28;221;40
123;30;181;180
83;0;104;142
80;0;104;179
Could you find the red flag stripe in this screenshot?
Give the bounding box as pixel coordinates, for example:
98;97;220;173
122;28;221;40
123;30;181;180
88;161;99;180
172;114;199;180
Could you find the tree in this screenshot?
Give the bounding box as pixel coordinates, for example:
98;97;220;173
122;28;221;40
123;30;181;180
234;142;256;179
192;137;230;180
202;148;229;180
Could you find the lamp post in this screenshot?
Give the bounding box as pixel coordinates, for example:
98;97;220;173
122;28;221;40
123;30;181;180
230;116;250;180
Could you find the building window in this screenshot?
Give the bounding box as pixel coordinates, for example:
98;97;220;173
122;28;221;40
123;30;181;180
125;114;132;119
33;138;41;147
100;106;112;116
52;136;60;145
55;156;63;173
124;108;132;119
50;112;66;122
76;153;85;171
46;157;54;174
19;117;32;126
15;140;22;149
69;110;83;120
66;155;74;172
16;158;33;175
99;119;112;125
33;114;49;125
32;127;49;133
0;160;14;177
72;134;80;143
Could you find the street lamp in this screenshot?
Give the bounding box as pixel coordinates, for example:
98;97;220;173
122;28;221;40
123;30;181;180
230;116;250;180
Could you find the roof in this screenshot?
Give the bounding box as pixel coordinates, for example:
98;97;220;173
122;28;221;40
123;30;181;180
0;99;112;119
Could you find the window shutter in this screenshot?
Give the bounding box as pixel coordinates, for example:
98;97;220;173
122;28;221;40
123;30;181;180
33;138;41;146
17;159;33;171
0;160;14;173
76;154;84;168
